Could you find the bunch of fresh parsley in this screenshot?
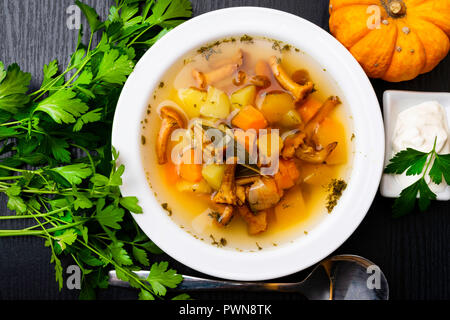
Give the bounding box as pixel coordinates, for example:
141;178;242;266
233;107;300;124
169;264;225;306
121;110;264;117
384;138;450;217
0;0;192;300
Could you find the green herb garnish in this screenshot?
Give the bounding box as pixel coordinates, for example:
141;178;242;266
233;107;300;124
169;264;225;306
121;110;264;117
384;137;450;217
0;0;192;300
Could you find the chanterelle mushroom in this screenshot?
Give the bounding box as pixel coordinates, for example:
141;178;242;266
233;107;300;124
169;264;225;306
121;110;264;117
237;206;267;235
281;132;306;160
295;142;338;164
193;49;244;88
212;163;237;205
269;56;314;102
212;204;235;226
156;107;186;165
304;96;341;145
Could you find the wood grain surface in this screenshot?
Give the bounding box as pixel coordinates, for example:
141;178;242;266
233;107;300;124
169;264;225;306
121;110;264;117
0;0;448;300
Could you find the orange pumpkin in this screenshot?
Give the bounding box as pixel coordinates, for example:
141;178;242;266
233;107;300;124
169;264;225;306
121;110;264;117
329;0;450;82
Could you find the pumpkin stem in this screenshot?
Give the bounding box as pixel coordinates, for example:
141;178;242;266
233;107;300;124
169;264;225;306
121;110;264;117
385;0;407;17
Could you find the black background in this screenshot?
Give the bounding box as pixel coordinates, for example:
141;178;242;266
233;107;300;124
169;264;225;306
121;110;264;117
0;0;448;300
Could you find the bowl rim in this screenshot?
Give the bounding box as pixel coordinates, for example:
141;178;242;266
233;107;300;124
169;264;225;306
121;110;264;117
112;7;385;281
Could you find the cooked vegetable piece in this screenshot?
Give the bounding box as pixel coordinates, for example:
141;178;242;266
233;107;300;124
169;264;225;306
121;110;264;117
164;161;179;185
179;149;203;182
274;159;300;190
237;206;268;235
213;163;237;205
178;87;207;118
200;86;231;119
274;186;307;230
157;107;187;165
230;85;257;110
298;96;322;123
269;56;314;102
314;117;348;165
176;179;212;194
258;91;295;123
257;131;284;160
202;164;226;190
300;163;337;185
232;105;268;131
248;177;282;212
279;109;302;128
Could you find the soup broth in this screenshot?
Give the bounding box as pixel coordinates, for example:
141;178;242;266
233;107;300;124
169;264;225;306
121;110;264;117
141;36;354;251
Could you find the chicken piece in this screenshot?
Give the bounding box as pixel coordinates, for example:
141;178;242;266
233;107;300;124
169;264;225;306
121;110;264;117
156;107;187;165
281;132;306;160
212;163;237;205
248;177;282;212
304;96;341;143
237;206;267;235
193;50;244;88
295;142;338;164
269;56;314;102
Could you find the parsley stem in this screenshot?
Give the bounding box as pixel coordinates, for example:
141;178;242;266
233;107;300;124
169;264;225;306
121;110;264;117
0;221;85;237
127;23;156;47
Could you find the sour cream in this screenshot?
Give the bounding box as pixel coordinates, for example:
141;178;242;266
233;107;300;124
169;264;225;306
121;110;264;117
392;101;450;193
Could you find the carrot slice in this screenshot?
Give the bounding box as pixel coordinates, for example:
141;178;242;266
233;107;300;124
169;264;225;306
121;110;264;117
274;159;300;190
232;105;268;130
178;149;203;182
164;160;179;185
298;96;322;123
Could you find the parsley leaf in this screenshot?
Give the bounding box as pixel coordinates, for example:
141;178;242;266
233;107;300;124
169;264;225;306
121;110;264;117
34;90;89;124
384;148;429;176
75;1;103;33
96;203;125;229
120;196;143;213
50;163;93;185
132;246;150;266
146;262;183;296
429;154;450;185
109;242;133;266
147;0;192;27
386;137;448;217
0;63;31;113
94;49;134;85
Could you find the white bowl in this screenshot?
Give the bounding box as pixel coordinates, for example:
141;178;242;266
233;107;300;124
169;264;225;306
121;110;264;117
112;7;385;281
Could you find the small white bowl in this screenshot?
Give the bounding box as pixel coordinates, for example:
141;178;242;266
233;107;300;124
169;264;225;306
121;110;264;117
381;90;450;200
112;7;385;281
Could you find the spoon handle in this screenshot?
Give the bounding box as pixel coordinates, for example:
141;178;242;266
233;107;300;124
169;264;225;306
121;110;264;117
108;271;300;293
178;275;299;292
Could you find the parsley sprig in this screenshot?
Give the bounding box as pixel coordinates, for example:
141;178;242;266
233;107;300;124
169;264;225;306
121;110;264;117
0;0;192;300
384;137;450;217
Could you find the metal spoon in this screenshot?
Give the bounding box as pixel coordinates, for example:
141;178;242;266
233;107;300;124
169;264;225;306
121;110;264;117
108;254;389;300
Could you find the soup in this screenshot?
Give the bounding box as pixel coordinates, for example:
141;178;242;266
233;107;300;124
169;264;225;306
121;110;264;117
141;36;353;251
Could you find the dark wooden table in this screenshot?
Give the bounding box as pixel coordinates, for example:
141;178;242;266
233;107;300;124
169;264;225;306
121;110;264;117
0;0;448;300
